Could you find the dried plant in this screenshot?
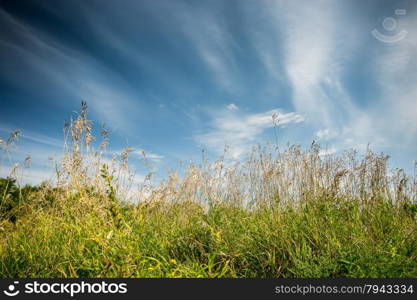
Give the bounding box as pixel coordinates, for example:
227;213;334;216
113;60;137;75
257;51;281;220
0;102;416;278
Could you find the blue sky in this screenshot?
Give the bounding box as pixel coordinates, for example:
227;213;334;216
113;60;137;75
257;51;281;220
0;0;416;184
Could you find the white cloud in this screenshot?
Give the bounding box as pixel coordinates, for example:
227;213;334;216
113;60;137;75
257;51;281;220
277;1;363;130
146;153;164;160
226;103;239;111
319;147;338;156
316;129;338;141
195;107;304;158
136;149;164;162
107;148;164;163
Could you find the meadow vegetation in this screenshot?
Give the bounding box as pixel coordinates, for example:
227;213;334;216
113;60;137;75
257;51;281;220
0;103;416;278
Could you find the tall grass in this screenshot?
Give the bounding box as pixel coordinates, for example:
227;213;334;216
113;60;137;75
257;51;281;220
0;103;416;278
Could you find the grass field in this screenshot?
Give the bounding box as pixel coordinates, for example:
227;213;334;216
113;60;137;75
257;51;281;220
0;103;416;278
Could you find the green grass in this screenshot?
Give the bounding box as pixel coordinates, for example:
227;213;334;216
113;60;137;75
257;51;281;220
0;102;416;278
0;185;416;277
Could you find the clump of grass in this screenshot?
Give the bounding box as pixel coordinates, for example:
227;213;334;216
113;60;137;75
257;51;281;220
0;102;416;278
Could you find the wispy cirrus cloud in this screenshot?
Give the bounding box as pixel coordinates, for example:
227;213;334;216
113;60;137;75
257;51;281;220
174;3;241;93
0;8;142;131
277;1;363;129
0;125;63;149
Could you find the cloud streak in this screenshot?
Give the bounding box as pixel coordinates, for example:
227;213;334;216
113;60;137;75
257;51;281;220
195;107;304;157
0;7;142;131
